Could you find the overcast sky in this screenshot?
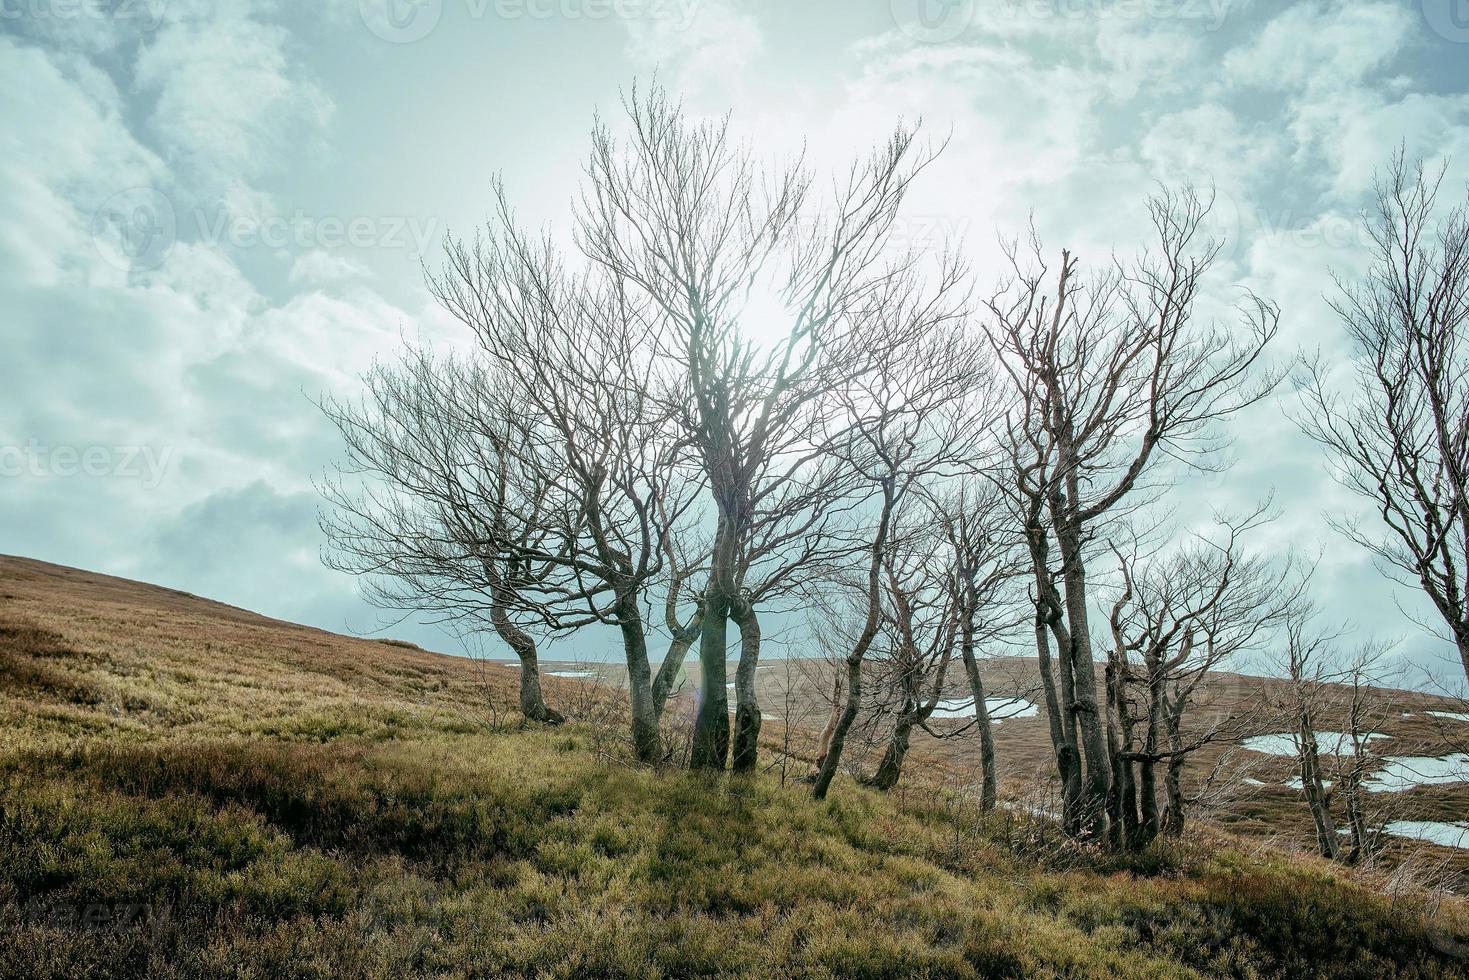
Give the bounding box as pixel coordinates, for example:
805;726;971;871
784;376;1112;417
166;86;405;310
3;0;1468;687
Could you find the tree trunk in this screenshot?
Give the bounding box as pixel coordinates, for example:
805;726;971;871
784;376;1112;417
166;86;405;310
1029;522;1086;834
811;481;894;799
810;672;843;776
1117;758;1140;848
690;586;731;769
730;599;762;772
1034;606;1081;830
485;566;563;724
1161;757;1186;838
616;597;661;764
1138;756;1159;844
1104;657;1126;849
811;653;862;800
1160;707;1186;838
512;649;562;723
1456;631;1469;695
960;642;998;812
1342;777;1369;864
651;611;702;720
691;516;735;770
871;633;951;793
868;715;913;791
1298;726;1339;860
1053;512;1110;839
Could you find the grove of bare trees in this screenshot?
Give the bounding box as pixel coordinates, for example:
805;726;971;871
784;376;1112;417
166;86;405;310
320;89;1469;853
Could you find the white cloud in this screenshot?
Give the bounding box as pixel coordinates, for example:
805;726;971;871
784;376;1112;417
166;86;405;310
0;12;428;640
5;0;1469;676
134;8;334;217
289;250;374;286
1222;1;1410;91
622;0;763;104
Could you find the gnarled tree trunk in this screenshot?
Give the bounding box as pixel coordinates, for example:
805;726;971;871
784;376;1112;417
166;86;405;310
691;588;731;768
730;598;763;772
487;565;563;725
692;517;735;769
651;610;702;720
615;594;662;764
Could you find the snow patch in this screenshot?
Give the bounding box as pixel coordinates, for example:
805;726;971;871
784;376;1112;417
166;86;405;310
1240;731;1386;757
1363;753;1469;793
928;697;1039;721
1381;821;1469;849
1284;777;1333;791
1428;710;1469;723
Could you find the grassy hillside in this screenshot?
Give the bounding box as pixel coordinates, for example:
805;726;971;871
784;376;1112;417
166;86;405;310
533;655;1469;880
2;556;1466;979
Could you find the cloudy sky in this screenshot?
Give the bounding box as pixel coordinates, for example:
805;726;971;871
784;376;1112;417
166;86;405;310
3;0;1468;686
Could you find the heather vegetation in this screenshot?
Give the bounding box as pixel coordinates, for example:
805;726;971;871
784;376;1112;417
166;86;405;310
1;557;1466;978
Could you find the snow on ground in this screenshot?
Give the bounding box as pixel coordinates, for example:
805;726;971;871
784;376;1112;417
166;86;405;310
1428;710;1469;723
1240;731;1387;757
1362;753;1469;792
1381;821;1469;849
1284;777;1333;790
927;697;1040;721
548;670;596;678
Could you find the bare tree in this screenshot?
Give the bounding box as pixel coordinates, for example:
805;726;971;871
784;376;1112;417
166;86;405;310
802;301;991;800
862;518;958;792
577;85;953;770
319;347;572;725
1279;609;1343;860
426;195;704;763
985;188;1281;838
1297;151;1469;688
1275;614;1404;865
934;478;1026;810
1330;643;1404;866
853;480;1026;800
1104;508;1305;849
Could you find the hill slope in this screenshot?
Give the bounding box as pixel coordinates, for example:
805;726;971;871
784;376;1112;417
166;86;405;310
1;555;1466;978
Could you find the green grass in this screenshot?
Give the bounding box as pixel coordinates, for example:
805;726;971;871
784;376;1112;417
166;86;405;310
0;558;1466;978
3;724;1466;978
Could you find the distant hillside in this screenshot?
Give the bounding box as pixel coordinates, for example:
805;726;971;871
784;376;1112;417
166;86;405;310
1;555;1466;978
529;647;1469;882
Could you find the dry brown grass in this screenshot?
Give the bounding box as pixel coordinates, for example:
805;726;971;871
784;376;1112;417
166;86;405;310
2;554;1467;978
